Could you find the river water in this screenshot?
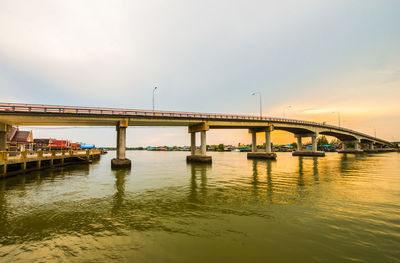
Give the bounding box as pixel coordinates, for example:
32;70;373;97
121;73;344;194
0;151;399;262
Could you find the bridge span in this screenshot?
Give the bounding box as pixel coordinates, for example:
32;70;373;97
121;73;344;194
0;103;394;167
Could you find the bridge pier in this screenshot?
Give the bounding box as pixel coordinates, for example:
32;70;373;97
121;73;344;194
0;124;12;151
247;127;277;160
364;142;380;153
111;120;131;169
338;139;364;154
187;123;211;163
297;137;302;151
292;133;325;157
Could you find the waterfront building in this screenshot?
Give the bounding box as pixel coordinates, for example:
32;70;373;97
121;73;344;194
7;127;34;151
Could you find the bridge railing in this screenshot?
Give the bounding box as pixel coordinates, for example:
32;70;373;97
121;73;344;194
0;102;389;144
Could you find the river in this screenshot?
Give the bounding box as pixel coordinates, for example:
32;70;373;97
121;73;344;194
0;151;399;262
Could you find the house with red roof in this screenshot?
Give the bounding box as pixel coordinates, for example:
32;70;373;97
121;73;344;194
7;127;34;151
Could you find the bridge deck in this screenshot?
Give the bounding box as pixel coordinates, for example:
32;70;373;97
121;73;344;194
0;102;392;146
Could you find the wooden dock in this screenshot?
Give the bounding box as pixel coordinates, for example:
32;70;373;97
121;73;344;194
0;149;101;178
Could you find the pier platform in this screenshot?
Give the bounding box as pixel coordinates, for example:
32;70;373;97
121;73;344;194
0;149;101;178
292;151;325;157
247;152;277;160
186;155;212;163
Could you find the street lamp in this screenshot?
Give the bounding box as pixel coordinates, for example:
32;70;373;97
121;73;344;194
283;105;292;118
251;91;262;119
152;86;158;113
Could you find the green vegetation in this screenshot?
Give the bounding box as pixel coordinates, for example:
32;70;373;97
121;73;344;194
317;135;329;146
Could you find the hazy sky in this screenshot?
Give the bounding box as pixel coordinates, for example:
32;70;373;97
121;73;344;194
1;0;399;146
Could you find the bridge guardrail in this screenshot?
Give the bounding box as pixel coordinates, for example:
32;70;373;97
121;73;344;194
0;102;391;145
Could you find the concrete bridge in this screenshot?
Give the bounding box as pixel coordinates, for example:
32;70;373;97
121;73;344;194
0;103;393;168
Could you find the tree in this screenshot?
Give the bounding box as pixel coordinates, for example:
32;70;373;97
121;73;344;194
330;138;340;145
218;143;224;151
317;135;329;146
291;142;297;149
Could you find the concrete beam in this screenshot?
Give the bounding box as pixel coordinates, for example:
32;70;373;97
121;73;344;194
119;119;129;128
248;125;273;134
188;122;210;133
294;133;316;138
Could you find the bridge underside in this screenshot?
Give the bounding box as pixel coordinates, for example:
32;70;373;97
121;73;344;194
319;131;358;141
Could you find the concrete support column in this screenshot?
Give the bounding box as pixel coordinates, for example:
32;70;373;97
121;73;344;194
292;133;324;157
252;131;257;152
1;164;6;175
21;162;26;170
312;135;317;152
200;131;206;155
342;141;347;150
370;143;374;150
297;137;302;151
0;131;6;151
187;123;211;163
191;132;196;155
111;120;131;169
354;140;360;150
117;126;127;160
116;126;120;155
247;127;277;160
265;130;271;153
37;160;41;169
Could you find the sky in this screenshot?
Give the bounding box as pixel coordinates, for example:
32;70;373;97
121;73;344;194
0;0;399;146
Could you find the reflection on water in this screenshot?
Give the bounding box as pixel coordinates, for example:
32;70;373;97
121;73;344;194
0;152;399;262
188;163;210;204
112;169;130;215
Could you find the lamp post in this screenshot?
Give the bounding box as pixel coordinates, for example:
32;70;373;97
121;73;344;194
251;92;262;119
152;86;158;114
283;105;292;118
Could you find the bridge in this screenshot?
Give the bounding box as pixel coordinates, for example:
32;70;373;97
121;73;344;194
0;103;394;168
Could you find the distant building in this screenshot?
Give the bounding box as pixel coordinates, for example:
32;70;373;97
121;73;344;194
7;127;33;151
34;139;72;150
33;138;51;150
